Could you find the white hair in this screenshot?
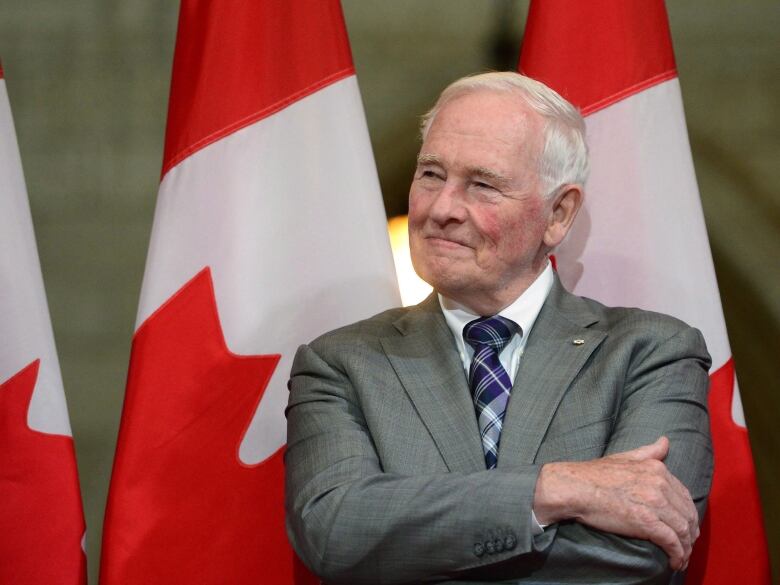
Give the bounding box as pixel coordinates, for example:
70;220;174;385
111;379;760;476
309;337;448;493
420;71;589;196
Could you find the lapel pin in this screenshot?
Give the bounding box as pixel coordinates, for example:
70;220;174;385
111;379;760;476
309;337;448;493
572;338;585;345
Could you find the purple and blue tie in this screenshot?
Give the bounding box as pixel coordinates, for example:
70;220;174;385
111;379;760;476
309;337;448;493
463;316;519;469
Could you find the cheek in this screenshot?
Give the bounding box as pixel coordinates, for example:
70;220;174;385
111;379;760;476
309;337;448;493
480;220;503;251
502;220;532;257
407;189;428;229
472;209;504;251
494;207;548;259
407;193;427;261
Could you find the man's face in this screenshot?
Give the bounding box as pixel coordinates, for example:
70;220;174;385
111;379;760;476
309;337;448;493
408;90;553;313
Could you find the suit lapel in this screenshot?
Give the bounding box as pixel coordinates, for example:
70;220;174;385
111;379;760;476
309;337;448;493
380;295;486;473
498;279;607;468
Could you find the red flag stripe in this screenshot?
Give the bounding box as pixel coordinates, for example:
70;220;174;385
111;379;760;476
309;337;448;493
100;270;313;583
0;361;87;584
687;359;771;583
162;0;354;177
519;0;676;115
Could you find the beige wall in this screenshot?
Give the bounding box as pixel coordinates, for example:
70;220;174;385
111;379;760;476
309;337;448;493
0;1;777;582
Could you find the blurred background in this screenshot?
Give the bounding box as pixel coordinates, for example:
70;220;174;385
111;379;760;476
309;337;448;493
0;1;777;582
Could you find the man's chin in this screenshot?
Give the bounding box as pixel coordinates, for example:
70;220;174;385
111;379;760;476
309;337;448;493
417;271;475;299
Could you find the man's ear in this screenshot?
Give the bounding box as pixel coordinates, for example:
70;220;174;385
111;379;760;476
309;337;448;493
543;185;583;248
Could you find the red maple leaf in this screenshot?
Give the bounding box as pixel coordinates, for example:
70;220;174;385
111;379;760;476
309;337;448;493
687;358;771;584
0;360;87;585
100;268;317;584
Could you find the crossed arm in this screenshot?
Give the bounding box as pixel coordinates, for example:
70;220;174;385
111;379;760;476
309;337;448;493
285;326;712;584
535;436;700;570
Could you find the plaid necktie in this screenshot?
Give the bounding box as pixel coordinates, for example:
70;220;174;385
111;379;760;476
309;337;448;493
463;316;518;469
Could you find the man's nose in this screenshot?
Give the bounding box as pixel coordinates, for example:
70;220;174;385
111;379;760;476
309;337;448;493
428;181;467;224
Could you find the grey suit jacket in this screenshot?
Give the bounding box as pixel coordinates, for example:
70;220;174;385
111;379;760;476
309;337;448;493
285;278;713;584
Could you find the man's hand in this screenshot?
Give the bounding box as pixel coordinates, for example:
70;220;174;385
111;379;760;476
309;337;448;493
533;437;699;570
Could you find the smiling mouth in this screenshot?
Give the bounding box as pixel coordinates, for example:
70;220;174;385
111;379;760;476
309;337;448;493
426;236;471;249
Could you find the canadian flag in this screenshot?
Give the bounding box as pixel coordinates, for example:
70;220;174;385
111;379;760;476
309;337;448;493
0;63;87;584
99;1;399;583
519;1;770;583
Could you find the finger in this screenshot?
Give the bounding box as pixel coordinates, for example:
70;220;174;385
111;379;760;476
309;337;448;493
654;475;698;564
649;482;693;557
667;472;699;540
657;506;694;564
661;475;694;524
648;521;685;570
659;470;697;527
609;436;669;462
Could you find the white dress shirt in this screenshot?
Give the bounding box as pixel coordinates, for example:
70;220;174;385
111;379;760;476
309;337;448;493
439;261;554;534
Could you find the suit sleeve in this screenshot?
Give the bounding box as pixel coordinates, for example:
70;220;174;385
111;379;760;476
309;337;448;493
285;342;551;584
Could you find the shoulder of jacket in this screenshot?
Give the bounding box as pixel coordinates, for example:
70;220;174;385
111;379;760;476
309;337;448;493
566;295;707;363
308;305;410;347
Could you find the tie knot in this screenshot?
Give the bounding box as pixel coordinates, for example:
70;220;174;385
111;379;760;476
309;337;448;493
463;316;518;353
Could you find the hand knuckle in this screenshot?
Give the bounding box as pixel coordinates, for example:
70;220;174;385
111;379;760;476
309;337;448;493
668;515;681;531
653;526;681;555
637;507;658;525
646;491;665;508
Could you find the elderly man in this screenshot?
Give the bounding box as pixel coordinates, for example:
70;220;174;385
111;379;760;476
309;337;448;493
285;72;712;584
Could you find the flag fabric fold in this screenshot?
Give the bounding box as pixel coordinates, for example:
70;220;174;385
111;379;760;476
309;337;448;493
0;62;87;585
100;1;399;583
519;1;770;583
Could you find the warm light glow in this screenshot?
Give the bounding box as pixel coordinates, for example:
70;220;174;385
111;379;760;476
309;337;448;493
387;215;433;307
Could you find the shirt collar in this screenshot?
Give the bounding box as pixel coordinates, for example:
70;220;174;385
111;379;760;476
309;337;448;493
438;262;554;346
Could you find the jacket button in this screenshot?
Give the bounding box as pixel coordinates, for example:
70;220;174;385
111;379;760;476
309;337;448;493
473;543;485;557
493;538;505;552
485;540;496;554
504;534;517;550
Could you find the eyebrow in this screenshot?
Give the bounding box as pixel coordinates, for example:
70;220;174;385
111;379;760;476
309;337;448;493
471;166;513;185
416;153;441;167
416;154;513;185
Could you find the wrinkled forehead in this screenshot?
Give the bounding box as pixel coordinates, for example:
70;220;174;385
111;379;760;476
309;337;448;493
424;90;546;170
